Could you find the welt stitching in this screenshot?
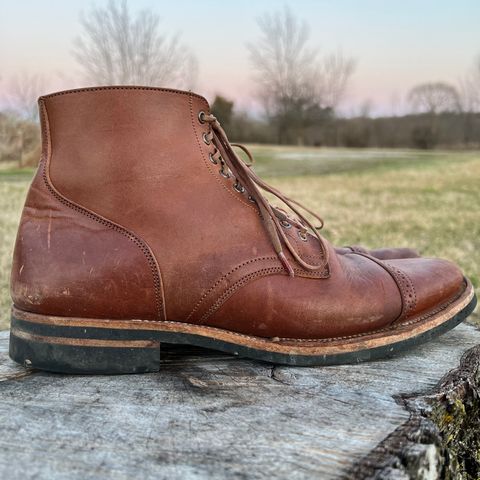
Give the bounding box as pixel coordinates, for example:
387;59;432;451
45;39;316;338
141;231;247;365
39;100;164;321
200;267;284;323
186;255;278;320
23;279;466;344
188;94;256;212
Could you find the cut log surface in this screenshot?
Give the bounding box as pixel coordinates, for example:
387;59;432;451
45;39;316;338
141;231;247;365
1;324;480;480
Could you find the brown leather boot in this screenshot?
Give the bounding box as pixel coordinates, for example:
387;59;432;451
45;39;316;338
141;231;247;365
9;87;476;373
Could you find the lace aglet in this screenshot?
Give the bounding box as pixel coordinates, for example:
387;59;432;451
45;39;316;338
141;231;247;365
278;251;295;277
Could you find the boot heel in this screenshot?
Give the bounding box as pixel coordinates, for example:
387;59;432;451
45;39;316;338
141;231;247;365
9;313;161;374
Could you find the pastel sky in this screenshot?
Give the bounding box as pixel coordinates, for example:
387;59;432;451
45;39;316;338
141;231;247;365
1;0;479;115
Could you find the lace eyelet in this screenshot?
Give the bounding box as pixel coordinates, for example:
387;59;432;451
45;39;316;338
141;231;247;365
203;133;211;145
298;230;308;241
198;111;206;124
233;181;245;193
280;220;292;229
219;158;230;178
209;153;218;164
248;195;257;204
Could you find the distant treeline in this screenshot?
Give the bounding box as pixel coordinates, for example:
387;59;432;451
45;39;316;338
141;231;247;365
1;101;480;169
212;96;480;149
307;112;480;149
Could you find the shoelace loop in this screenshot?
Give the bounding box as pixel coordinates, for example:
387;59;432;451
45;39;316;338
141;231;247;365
200;112;329;277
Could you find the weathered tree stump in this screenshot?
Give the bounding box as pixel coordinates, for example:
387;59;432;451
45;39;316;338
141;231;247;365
1;323;480;479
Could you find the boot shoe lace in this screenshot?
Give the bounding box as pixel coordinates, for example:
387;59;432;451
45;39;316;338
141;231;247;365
199;111;329;277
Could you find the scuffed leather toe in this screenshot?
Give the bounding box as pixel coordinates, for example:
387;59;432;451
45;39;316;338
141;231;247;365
386;257;465;322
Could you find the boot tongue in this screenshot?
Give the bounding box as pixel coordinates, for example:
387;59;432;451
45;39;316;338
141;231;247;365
203;114;329;276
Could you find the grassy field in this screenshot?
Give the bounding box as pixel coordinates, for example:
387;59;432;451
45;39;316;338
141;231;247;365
0;148;479;329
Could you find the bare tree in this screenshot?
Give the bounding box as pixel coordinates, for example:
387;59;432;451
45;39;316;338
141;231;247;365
408;82;461;114
8;73;45;121
248;7;355;144
320;51;355;110
457;56;480;146
459;55;480;113
3;74;44;167
407;82;461;149
73;0;197;88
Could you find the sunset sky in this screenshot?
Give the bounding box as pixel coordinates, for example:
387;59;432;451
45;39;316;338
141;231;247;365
1;0;479;116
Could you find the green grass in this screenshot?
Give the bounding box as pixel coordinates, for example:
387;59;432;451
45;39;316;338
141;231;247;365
0;147;478;329
0;173;30;329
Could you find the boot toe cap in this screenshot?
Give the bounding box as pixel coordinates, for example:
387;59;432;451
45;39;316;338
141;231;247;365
387;257;465;321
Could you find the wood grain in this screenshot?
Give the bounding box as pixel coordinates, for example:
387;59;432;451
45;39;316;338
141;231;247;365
0;324;480;479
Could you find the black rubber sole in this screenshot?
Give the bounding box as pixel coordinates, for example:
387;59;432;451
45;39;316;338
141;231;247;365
8;293;477;374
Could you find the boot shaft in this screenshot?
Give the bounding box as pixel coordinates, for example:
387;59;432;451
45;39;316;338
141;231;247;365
11;87;207;321
12;87;316;321
43;87;212;218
